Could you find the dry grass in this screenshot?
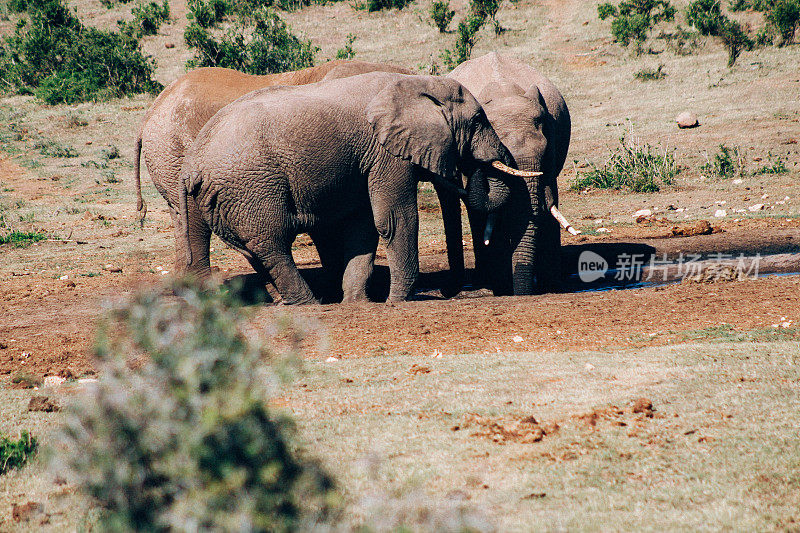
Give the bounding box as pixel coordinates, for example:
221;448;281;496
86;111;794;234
2;340;799;529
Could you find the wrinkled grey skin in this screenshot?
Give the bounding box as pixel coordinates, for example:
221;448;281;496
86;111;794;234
135;60;411;277
447;52;571;295
179;72;519;304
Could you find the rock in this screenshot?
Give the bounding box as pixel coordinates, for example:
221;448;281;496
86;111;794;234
671;220;714;236
164;42;175;49
103;264;122;273
634;209;652;218
714;209;727;218
733;178;743;184
749;203;765;212
43;376;66;388
676;111;699;129
28;396;61;412
325;356;338;362
597;227;611;233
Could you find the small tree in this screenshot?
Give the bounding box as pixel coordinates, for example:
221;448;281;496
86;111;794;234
597;0;677;49
768;0;800;43
185;7;317;73
686;0;754;65
51;282;339;531
430;0;455;32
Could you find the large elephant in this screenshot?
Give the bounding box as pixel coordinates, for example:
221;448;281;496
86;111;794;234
134;59;411;277
179;72;535;304
446;52;577;295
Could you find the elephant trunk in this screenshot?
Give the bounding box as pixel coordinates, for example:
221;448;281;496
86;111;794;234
510;173;539;295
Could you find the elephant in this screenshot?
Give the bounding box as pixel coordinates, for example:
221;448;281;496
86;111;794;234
178;72;537;304
134;59;412;277
445;52;578;295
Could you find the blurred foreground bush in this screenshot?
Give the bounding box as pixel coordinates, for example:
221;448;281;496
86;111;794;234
51;282;338;531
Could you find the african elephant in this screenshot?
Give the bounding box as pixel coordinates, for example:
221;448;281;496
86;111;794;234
446;52;577;295
178;72;535;304
134;59;411;277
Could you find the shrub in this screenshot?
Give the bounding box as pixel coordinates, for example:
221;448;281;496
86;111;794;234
572;135;678;192
99;0;133;7
335;33;356;59
361;0;411;11
0;432;38;475
701;144;746;178
0;0;161;104
597;0;676;48
8;0;29;13
185;7;317;73
35;139;78;157
634;64;666;79
430;0;455;32
0;230;47;247
51;282;339;531
768;0;800;43
686;0;753;64
119;0;170;38
752;153;789;174
440;13;483;69
187;0;232;27
729;0;752;10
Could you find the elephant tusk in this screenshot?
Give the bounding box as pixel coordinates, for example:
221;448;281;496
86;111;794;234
483;213;497;246
491;160;543;178
550;206;581;236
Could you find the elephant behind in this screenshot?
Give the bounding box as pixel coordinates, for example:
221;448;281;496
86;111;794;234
447;52;576;295
179;72;533;304
134;60;411;277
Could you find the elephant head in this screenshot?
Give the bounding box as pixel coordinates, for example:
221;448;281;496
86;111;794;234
464;80;577;295
365;75;536;294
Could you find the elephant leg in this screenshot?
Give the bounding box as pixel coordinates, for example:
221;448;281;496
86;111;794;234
169;197;212;279
340;215;378;302
433;183;464;299
248;240;318;305
535;214;562;292
373;203;419;302
308;228;345;303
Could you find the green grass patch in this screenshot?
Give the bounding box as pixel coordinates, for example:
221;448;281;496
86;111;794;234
0;431;38;475
572;135;679;192
634;64;666;80
680;323;800;342
0;230;46;247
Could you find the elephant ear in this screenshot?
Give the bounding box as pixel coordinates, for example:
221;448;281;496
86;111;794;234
367;76;474;178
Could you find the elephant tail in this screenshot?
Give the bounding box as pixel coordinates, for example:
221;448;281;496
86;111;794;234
179;171;193;267
134;131;147;228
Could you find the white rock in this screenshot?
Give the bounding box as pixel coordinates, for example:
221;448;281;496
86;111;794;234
749;204;765;212
634;209;652;217
714;209;727;217
594;219;603;225
597;227;612;233
676;111;699;128
715;200;727;205
43;376;66;387
733;179;743;184
761;194;769;199
325;356;339;362
59;275;68;280
512;335;524;343
584;362;595;371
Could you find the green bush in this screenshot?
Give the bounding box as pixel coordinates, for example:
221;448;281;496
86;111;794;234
35;139;78;157
0;432;37;475
0;0;161;104
99;0;133;7
430;0;455;32
753;154;789;174
686;0;753;64
360;0;411;11
597;0;676;48
119;0;170;38
51;282;338;531
768;0;800;43
440;13;483;69
335;32;356;59
187;0;232;27
185;7;317;73
572;135;678;192
0;230;47;247
701;144;746;178
8;0;29;13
